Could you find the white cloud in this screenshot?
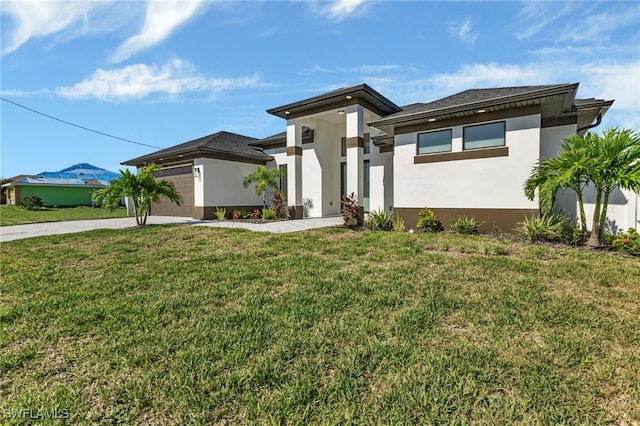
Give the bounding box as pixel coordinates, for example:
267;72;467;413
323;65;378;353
556;6;640;43
1;0;111;54
514;1;577;40
447;17;477;45
317;0;367;21
110;0;206;63
55;59;263;101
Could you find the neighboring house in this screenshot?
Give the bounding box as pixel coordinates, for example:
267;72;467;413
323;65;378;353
122;83;639;232
2;163;120;207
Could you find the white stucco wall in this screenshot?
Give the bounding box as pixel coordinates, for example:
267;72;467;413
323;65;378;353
194;158;263;207
394;114;541;209
540;124;579;218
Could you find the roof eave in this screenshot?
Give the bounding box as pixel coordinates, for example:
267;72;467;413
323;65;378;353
369;83;580;128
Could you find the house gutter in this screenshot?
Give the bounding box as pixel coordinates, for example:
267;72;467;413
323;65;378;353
577;112;602;133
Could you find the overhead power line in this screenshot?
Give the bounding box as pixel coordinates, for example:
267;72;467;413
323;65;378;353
1;97;162;150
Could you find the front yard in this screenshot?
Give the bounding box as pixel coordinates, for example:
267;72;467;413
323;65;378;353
0;205;128;226
1;226;639;424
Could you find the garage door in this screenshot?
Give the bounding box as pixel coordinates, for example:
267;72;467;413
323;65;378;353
151;165;194;217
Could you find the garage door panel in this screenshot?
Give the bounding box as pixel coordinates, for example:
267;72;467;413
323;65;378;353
151;166;193;217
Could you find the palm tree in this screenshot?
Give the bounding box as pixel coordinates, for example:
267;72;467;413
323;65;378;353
92;164;182;226
243;166;282;209
581;128;640;247
524;135;594;238
525;127;640;247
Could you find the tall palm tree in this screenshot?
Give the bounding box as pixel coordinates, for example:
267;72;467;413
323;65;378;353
93;164;182;226
582;128;640;247
243;166;282;209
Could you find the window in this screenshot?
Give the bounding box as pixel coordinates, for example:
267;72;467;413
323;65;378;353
341;137;347;157
364;160;370;213
464;121;505;150
364;133;371;154
340;162;347;198
279;164;288;196
417;129;452;154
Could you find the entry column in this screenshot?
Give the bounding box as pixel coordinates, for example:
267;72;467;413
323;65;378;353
286;119;303;219
346;104;364;218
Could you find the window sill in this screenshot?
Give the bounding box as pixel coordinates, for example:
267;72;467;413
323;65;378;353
414;146;508;164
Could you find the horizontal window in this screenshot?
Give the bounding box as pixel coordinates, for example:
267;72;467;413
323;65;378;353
464;121;505;150
417;129;452;154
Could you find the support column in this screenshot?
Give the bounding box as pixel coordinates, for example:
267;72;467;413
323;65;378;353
346;104;364;219
287;120;303;219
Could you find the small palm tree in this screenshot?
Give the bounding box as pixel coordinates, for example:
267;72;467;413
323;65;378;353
525;135;593;238
581;128;640;246
93;164;182;226
243;166;282;209
525;127;640;247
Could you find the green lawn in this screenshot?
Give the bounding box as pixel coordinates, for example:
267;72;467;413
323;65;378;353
1;226;639;424
0;205;128;226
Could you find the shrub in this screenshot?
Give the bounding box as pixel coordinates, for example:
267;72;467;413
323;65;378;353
341;192;362;228
272;192;286;218
261;208;278;220
611;228;640;255
391;212;405;232
240;210;250;219
450;215;483;235
21;194;43;210
558;218;584;246
232;210;241;220
514;214;565;242
249;209;261;220
214;207;226;221
364;209;391;230
416;207;443;232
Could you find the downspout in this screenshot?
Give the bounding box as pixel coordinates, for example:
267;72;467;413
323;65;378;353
577;113;602;133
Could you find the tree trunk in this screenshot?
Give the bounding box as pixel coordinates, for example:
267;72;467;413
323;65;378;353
576;189;588;239
587;187;603;247
598;191;611;241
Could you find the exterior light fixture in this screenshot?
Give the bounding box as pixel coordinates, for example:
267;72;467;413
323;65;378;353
338;110;345;115
428;118;437;122
476;109;487;113
345;95;353;100
285;111;290;115
194;167;201;179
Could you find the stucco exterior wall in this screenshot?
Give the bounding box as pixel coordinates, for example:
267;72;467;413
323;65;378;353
540;124;578;218
194;158;264;208
394;114;542;211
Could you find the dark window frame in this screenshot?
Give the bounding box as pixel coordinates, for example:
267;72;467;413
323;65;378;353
463;121;506;151
417;128;453;155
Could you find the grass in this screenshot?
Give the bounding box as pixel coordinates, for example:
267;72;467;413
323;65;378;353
0;205;128;226
1;227;639;424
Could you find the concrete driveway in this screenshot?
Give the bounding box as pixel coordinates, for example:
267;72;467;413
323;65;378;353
0;216;343;243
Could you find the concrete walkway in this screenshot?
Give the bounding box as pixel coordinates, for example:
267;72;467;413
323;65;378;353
0;216;343;243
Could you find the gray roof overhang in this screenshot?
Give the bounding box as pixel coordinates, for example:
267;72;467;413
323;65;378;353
267;84;402;120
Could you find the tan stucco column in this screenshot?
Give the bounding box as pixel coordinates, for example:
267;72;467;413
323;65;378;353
346;105;364;216
286;119;303;219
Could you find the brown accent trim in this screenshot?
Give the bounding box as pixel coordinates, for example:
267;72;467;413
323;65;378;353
414;146;508;164
379;145;394;153
541;116;577;128
346;136;364;149
288;205;303;219
287;146;303;156
302;139;314;145
395;105;541;135
193;205;264;220
394;207;539;234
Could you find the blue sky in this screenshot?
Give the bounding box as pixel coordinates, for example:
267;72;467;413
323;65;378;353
1;0;639;178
